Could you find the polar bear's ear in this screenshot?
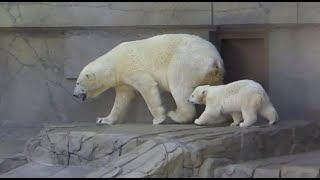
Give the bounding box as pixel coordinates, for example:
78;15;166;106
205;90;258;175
202;89;207;96
86;73;96;81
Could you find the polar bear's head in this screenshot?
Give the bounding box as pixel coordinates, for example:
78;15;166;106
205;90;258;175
73;72;98;101
73;65;106;101
188;85;210;104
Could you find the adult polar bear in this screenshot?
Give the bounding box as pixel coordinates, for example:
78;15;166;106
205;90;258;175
73;34;225;125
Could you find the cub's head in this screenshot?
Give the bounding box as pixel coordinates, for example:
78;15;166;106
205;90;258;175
188;85;210;104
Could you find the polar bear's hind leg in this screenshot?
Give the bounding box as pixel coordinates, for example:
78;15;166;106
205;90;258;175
168;86;196;123
260;102;278;125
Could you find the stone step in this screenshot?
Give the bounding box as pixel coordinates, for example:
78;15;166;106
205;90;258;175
0;162;97;178
0;127;42;175
0;153;27;175
50;165;97;178
214;150;320;178
85;120;320;178
20;120;320;178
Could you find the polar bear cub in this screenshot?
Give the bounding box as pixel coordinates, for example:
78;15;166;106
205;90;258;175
188;80;278;127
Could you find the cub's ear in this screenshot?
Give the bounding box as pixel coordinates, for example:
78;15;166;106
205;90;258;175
86;73;96;81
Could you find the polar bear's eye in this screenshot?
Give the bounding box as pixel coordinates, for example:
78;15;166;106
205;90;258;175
192;95;194;97
77;82;79;85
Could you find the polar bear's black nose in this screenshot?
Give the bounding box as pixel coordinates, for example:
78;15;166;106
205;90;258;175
73;94;78;98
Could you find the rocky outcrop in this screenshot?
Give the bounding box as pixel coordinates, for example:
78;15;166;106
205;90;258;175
0;153;27;175
19;120;320;178
214;150;320;178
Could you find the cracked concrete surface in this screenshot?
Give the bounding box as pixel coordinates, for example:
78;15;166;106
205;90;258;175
0;2;318;27
1;3;320;139
0;2;212;27
0;4;319;133
214;150;320;178
0;27;215;131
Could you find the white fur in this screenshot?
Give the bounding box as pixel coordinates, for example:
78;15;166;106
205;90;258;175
188;80;278;127
73;34;225;125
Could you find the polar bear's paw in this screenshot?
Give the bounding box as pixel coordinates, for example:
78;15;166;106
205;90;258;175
168;111;179;122
168;110;192;124
194;118;206;126
96;117;116;125
269;119;277;125
153;116;167;125
239;122;250;127
230;122;240;126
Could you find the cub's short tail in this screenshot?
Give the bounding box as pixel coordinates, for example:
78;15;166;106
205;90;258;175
260;101;278;125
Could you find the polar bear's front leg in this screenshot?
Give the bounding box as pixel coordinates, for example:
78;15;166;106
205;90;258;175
123;72;166;125
96;85;136;125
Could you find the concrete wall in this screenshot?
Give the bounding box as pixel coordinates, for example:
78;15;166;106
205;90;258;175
1;2;320;128
1;2;319;27
269;26;320;121
0;2;212;27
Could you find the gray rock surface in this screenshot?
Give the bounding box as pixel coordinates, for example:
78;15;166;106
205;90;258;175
281;165;320;178
214;150;320;178
20;121;319;177
0;153;27;175
1;120;320;178
0;162;97;178
0;162;66;178
198;158;233;178
50;165;96;178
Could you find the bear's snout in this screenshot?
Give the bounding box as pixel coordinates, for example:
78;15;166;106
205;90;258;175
188;98;194;104
73;91;87;101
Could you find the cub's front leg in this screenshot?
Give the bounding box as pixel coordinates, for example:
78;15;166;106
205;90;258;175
194;105;221;125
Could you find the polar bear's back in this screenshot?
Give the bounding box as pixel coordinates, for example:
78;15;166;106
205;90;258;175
110;34;223;70
105;34;224;90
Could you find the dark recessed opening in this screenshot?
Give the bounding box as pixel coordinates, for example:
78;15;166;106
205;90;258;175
220;38;268;91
